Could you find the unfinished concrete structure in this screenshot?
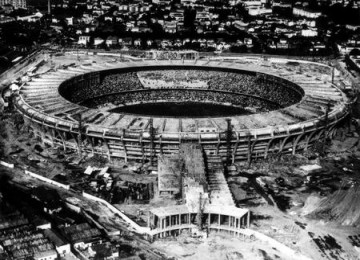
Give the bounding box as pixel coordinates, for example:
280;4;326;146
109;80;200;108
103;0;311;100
158;144;207;198
148;144;250;239
14;53;351;164
157;155;182;197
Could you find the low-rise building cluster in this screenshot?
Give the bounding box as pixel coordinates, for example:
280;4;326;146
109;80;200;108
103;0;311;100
1;0;358;55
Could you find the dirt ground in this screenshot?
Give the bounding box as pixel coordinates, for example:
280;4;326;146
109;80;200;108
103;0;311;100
152;232;294;260
3;109;360;260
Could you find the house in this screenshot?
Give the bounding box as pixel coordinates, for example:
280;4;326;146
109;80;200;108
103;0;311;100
301;29;318;37
207;39;216;48
94;37;104;46
106;36;118;46
17;12;43;22
104;16;113;22
134;38;141;47
78;35;90;45
122;37;133;46
0;224;57;260
293;7;321;18
44;229;71;257
164;21;177;33
33;249;58;260
65;17;74;25
248;7;272;16
139;26;152;33
76;242;119;260
146;39;154;46
51;17;59;24
62;223;102;249
131;27;140;32
244;38;253;48
276;38;289;49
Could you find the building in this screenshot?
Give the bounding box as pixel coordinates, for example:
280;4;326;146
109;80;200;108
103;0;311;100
43;229;71;257
301;29;318;37
15;55;349;165
148;144;250;239
17;12;43;22
293;7;321;18
61;223;102;249
337;37;360;55
0;224;57;260
106;36;118;46
76;242;119;260
0;0;26;9
78;35;90;45
94;37;104;46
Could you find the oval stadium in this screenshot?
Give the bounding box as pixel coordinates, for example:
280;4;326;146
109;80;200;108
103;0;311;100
14;54;351;164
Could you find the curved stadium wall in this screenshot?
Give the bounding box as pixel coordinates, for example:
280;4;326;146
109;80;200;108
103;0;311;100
15;58;350;163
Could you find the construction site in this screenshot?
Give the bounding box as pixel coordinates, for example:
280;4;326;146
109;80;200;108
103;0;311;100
1;50;360;260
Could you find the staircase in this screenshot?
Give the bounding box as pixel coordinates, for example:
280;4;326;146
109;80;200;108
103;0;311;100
206;155;235;207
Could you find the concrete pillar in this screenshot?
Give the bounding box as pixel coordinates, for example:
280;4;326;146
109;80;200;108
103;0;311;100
103;138;111;160
218;214;221;226
247;135;252;167
247;212;250;228
86;135;94;154
121;132;128;163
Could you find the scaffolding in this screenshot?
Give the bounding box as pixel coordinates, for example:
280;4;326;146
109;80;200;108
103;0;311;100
149;118;155;166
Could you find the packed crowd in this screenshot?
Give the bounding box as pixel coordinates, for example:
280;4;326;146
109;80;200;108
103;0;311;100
138;69;214;82
66;72;144;103
65;69;303;109
137;70;213;89
207;73;303;106
138;69;302;106
84;89;281;112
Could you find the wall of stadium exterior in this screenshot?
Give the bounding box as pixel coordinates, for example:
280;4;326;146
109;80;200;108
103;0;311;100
14;63;349;163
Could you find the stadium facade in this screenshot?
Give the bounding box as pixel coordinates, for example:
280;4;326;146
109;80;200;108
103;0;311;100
15;53;351;164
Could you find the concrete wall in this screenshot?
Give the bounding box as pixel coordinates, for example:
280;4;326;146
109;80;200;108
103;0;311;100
24;170;70;190
82;191;150;234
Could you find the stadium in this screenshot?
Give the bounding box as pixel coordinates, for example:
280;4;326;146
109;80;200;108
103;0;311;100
14;53;351;164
